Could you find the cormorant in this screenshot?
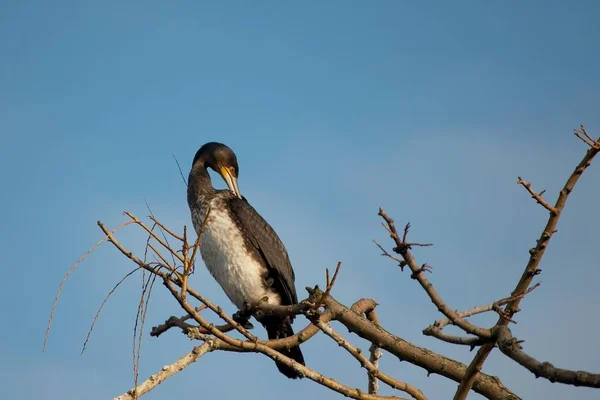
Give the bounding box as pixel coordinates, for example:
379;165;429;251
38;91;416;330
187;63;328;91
187;142;305;379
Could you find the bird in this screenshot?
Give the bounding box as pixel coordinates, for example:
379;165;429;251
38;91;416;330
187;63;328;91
187;142;305;379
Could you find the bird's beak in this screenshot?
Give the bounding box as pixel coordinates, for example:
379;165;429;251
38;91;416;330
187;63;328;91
220;166;242;199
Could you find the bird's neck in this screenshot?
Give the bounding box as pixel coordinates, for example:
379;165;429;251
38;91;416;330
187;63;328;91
187;165;215;205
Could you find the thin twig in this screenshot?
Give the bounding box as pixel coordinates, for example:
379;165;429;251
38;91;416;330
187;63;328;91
149;216;184;242
145;202;177;268
44;220;135;351
318;261;342;307
424;283;541;336
517;177;557;214
181;226;189;298
98;220;258;342
373;240;406;270
147;244;177;275
183;207;210;296
133;269;153;390
173;153;188;187
124;212;185;264
82;267;140;354
134;272;158;393
573;125;599;149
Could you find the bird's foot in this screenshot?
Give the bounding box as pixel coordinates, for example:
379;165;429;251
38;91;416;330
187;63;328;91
233;302;253;325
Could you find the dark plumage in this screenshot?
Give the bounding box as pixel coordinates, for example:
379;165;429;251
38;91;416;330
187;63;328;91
187;142;305;379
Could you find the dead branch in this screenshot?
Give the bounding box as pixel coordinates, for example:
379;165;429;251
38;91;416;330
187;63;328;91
208;337;406;400
172;153;188;187
422;328;486;347
495;326;600;388
82;267;140;353
124;211;185;264
147;243;176;273
423;284;541;344
315;320;422;400
573;125;600;149
150;306;245;338
115;341;215;400
517;177;557;214
454;128;600;399
369;342;383;394
53;127;600;400
251;297;316;319
133;272;157;390
96;208;514;400
377;209;492;339
373;240;406;270
316;261;342;308
323;294;518;399
151;315;236;337
149;215;184;241
98;218;258;342
44;220;135;351
167;283;403;399
365;306;382;395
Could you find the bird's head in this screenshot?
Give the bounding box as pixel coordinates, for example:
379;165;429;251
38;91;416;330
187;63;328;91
192;142;242;198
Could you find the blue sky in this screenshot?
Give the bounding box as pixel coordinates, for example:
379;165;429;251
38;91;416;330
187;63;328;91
1;1;599;399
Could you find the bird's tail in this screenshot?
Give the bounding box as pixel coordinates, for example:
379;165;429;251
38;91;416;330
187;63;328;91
262;316;305;379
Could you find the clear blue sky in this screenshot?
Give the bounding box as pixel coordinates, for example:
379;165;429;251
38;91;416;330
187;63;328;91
1;1;598;399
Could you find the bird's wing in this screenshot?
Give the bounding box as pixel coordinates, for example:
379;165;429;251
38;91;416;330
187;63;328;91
227;196;297;305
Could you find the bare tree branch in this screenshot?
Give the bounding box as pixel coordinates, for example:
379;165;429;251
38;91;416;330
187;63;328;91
115;341;215;400
44;220;135;351
317;261;342;307
316;320;422;400
98;218;258;342
365;306;382;395
96;210;515;400
149;215;184;242
454;128;600;399
209;336;406;400
422;328;486;347
495;326;600;388
322;295;519;399
423;284;541;345
82;267;140;353
378;209;492;339
516;177;557;214
51;126;599;400
124;211;185;264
